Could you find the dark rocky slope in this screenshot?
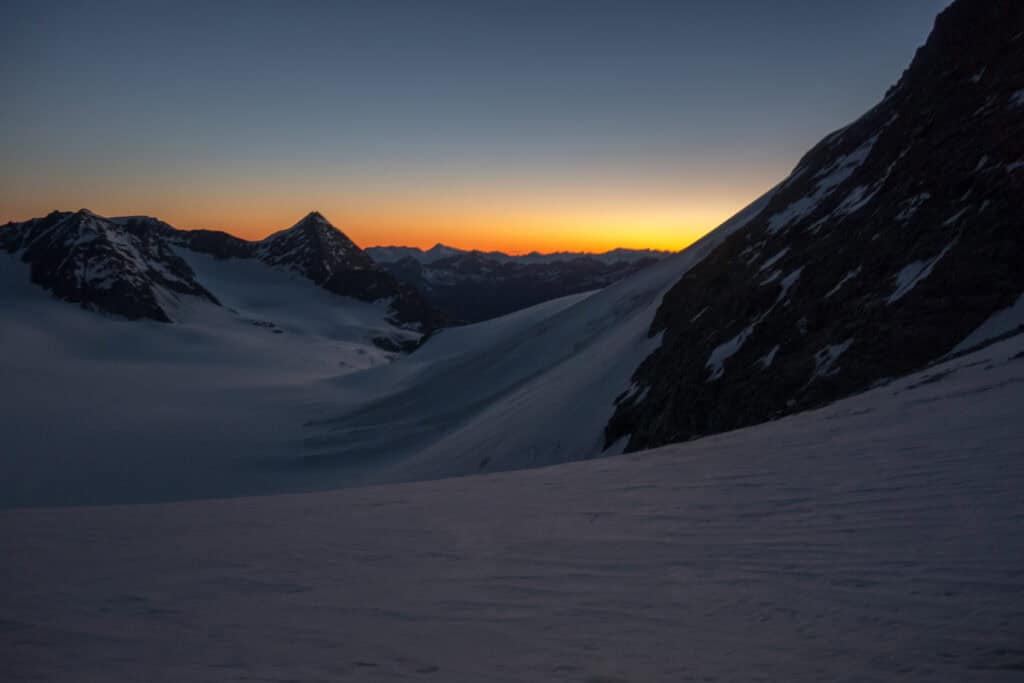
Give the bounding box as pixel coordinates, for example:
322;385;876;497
255;212;441;329
2;210;442;331
607;0;1024;451
1;210;218;322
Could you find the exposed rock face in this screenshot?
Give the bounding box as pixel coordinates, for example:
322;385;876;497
606;0;1024;451
1;210;217;322
116;216;254;261
379;251;661;323
257;212;376;283
255;212;442;328
2;210;443;330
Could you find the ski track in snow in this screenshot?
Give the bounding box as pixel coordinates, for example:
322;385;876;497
2;334;1023;682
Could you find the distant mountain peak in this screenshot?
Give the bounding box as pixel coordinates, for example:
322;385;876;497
279;210;336;236
2;209;444;333
296;210;330;225
366;244;671;267
259;214;366;281
253;213;442;330
0;209;216;322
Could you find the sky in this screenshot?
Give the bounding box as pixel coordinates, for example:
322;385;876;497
2;1;949;253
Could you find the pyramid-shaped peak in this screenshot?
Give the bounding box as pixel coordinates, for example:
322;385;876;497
274;211;348;241
297;210;331;226
257;208;375;273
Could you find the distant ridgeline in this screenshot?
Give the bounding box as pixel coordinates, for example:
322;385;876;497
607;0;1024;451
0;210;444;336
367;244;670;323
0;208;668;332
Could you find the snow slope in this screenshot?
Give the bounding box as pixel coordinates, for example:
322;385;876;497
176;248;420;346
2;173;1013;508
0;253;406;507
3;333;1022;682
0;186;778;507
301;187;781;482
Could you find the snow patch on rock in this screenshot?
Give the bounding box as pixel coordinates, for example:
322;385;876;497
767;135;879;234
888;241;957;304
825;267;862;299
895;192;931;222
757;344;780;369
706;324;756;382
813;338;854;378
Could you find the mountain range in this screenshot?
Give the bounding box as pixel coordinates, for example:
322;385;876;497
370;247;666;323
0;0;1021;505
366;243;670;266
0;209;442;339
3;1;1023;680
1;209;665;330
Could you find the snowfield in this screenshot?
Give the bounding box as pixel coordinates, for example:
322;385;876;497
2;334;1022;682
300;186;782;483
0;252;406;507
0;188;778;506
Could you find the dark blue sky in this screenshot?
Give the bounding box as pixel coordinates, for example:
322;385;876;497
2;0;949;251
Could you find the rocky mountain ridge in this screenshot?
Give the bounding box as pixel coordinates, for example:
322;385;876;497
2;210;441;331
606;0;1024;451
367;243;670;266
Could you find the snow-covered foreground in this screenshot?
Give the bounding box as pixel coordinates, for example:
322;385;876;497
3;334;1022;682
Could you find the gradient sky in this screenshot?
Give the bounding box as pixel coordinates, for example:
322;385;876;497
2;1;948;253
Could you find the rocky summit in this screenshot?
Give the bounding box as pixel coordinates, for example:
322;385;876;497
1;210;442;331
0;209;218;322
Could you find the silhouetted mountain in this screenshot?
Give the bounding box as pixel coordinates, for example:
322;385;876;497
1;210;217;322
254;212;440;328
258;211;375;282
606;0;1024;451
116;216;254;260
374;248;665;323
367;243;669;266
2;210;443;333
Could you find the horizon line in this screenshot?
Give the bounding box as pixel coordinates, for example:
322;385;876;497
2;207;681;258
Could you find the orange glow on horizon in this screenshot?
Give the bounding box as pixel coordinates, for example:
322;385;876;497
1;196;760;256
1;150;783;255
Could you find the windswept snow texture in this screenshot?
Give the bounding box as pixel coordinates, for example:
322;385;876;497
2;334;1023;682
